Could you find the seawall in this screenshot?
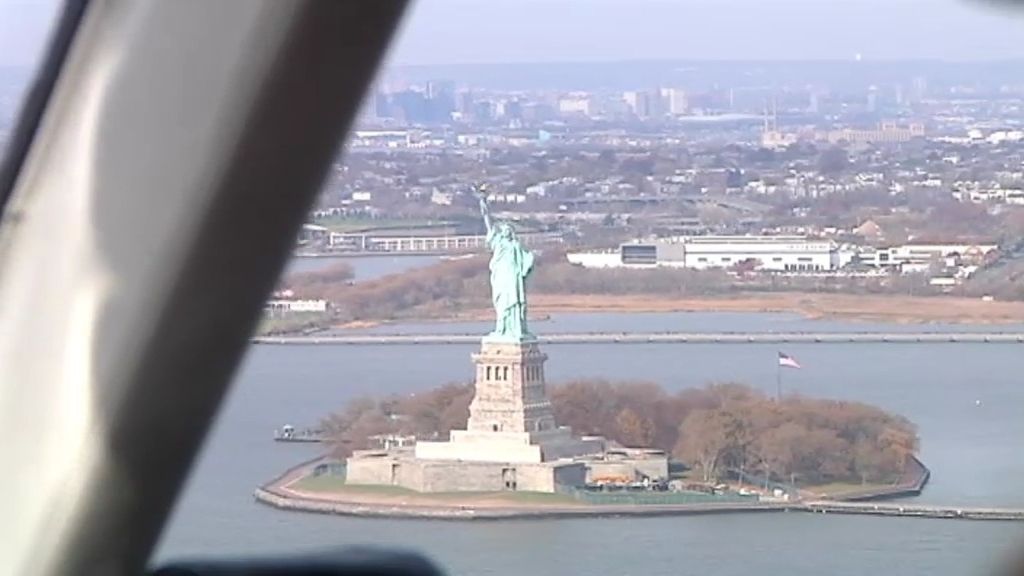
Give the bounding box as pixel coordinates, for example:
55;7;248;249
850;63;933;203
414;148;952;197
253;455;1024;522
252;486;798;520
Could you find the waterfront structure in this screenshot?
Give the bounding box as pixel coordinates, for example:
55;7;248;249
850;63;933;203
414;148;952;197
327;231;562;254
345;192;667;493
264;299;328;314
860;242;999;269
568;235;839;272
661;88;688;116
825;122;925;144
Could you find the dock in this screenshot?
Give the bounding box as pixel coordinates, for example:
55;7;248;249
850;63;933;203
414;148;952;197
805;501;1024;521
274;426;327;443
253;331;1024;346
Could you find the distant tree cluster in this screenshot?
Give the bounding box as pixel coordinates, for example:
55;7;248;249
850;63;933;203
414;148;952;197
670;385;917;485
285;253;954;328
286;262;355;291
323;380;917;487
288;256;489;323
553;380;917;485
287;252;739;324
531;258;732;296
321;383;474;456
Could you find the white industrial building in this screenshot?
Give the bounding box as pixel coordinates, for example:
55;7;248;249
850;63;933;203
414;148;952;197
860;243;998;269
568;235;840;272
265;299;329;313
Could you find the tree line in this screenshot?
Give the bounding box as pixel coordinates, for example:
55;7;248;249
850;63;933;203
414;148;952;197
285;251;959;326
288;256;490;323
322;379;917;487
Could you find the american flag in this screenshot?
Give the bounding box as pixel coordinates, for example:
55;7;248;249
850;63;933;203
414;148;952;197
778;352;801;369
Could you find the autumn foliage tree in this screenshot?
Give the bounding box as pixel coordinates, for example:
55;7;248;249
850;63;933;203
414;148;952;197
321;383;474;457
325;379;917;486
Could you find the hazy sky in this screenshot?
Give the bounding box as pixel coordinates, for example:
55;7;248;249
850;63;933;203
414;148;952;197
0;0;59;68
387;0;1024;65
4;0;1024;69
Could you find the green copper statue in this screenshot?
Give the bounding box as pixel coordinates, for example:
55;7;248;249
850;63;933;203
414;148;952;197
477;185;535;341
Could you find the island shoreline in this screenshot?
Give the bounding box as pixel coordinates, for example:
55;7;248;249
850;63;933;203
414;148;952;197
252;456;1017;523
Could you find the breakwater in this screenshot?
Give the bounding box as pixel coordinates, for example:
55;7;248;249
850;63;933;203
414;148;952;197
253;332;1024;346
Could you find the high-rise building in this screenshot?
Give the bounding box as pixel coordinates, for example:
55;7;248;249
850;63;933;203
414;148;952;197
473;100;494;121
521;103;554;123
502;99;523;120
558;95;593;116
648;87;667;117
373;90;392;118
425;80;453;99
392;89;429;124
660;88;688;115
425;79;455;123
623;91;639;113
456;90;475;116
623;91;653;118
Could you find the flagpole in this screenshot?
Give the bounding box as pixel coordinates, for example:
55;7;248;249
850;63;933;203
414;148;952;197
776;356;782;401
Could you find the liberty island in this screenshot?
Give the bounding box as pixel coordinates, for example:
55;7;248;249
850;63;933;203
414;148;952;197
342;188;668;492
252;194;954;519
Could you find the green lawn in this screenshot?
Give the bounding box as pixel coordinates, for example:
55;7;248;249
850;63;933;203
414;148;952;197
292;475;411;495
428;491;577;504
804;481;893;497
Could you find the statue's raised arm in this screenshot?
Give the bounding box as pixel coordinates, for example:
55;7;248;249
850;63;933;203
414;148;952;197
475;184;493;234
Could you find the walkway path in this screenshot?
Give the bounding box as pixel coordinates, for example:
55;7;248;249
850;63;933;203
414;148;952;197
255;457;1024;522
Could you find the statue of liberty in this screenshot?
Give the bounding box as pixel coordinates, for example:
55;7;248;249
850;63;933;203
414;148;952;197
476;185;535;341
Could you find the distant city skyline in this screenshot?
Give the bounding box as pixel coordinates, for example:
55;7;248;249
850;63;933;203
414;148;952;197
4;0;1024;70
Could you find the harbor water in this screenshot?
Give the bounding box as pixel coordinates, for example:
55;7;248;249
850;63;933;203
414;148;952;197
156;310;1024;576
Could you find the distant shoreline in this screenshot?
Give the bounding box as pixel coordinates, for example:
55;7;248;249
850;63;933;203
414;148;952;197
329;292;1024;331
252;456;799;521
529;293;1024;325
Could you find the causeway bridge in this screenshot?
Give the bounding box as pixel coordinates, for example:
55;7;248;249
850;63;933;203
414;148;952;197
254;331;1024;346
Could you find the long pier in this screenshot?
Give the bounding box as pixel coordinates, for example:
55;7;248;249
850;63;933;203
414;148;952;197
804;501;1024;521
253;331;1024;346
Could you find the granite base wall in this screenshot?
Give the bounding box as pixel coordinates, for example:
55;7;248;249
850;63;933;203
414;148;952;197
346;454;587;493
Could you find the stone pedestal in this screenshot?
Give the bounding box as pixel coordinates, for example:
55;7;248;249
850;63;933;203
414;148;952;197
413;339;598;464
467;338;556;434
348;338;667;493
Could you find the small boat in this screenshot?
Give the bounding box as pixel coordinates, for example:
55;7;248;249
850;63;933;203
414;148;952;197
273;424;327;443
